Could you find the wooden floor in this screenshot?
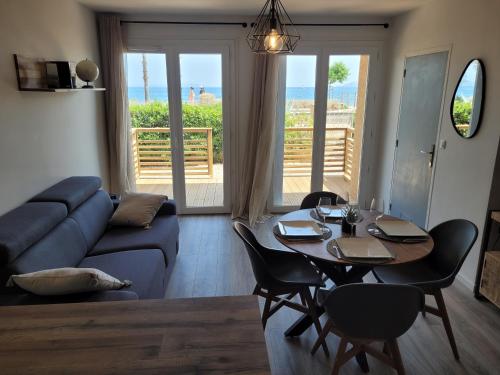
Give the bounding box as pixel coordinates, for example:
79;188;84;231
138;164;351;207
166;214;500;375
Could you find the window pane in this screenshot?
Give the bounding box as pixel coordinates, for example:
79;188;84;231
278;55;316;207
125;53;173;198
179;54;224;208
323;55;369;202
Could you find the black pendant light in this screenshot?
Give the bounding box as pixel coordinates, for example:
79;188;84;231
247;0;300;54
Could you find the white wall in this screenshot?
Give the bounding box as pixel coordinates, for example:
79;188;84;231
122;14;391;208
0;0;108;214
375;0;500;289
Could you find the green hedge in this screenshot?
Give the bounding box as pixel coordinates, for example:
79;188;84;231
129;101;223;163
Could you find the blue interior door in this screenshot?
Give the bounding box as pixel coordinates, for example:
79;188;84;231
391;51;448;227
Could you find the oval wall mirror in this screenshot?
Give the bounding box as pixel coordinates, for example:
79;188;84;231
451;59;485;138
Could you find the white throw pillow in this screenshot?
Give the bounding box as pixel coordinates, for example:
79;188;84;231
6;268;132;296
109;192;166;228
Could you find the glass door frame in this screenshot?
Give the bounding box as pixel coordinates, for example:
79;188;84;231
127;41;235;214
268;42;382;212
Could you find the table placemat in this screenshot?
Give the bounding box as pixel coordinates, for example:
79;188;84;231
273;223;332;241
366;223;429;243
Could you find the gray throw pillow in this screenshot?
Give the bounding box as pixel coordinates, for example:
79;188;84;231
109;192;166;228
7;268;132;296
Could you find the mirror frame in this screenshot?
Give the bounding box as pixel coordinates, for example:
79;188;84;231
450;58;486;139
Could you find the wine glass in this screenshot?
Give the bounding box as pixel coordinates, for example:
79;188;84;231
317;197;332;237
376;199;385;222
336;194;347;207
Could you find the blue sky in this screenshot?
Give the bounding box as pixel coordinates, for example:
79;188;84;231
126;53;361;88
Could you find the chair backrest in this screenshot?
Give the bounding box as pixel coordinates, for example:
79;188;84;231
323;283;424;340
426;219;478;285
300;191;342;209
232;221;278;289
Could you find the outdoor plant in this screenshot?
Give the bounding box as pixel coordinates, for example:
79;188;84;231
129;101;224;162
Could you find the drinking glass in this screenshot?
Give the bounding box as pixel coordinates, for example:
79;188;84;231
317;197;332;236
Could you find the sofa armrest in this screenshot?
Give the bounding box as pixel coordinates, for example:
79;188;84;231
157;200;177;216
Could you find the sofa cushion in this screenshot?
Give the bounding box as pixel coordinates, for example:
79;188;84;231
78;249;166;299
7;267;131;296
90;215;179;263
0;202;68;265
70;190;113;249
30;176;102;213
2;218;87;285
109;192;166;228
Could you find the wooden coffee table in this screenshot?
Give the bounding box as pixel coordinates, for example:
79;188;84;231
0;296;271;374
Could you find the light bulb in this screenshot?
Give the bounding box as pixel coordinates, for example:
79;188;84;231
264;28;284;53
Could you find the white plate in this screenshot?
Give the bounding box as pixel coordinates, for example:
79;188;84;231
316;207;343;219
375;219;428;237
278;220;323;237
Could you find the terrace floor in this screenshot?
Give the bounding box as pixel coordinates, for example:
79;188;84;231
136;164;351;208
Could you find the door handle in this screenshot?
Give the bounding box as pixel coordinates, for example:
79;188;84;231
419;145;435;168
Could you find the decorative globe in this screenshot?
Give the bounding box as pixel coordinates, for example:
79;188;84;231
76;59;99;88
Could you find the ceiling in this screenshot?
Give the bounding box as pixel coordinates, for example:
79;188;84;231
78;0;430;17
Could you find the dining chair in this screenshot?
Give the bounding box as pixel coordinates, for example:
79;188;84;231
311;283;424;375
373;219;478;360
232;221;329;355
300;191;345;209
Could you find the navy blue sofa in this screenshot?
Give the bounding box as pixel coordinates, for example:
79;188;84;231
0;176;179;305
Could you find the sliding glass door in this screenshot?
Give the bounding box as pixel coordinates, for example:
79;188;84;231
271;48;371;211
125;46;231;214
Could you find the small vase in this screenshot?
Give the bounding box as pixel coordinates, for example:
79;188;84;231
341;218;356;235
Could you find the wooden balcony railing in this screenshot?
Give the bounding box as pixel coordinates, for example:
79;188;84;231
132;126;354;181
132;127;213;179
283;127;353;179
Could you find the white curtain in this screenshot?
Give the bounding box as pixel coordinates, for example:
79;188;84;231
233;54;281;225
98;14;136;194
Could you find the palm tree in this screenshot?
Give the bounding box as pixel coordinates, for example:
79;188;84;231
142;53;149;102
328;62;349;101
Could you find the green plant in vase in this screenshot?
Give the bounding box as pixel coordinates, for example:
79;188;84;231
342;204;361;235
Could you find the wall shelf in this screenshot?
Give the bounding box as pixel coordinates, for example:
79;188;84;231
19;88;106;93
13;54;104;92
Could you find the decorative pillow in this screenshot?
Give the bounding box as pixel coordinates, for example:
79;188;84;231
109;192;166;228
6;268;132;296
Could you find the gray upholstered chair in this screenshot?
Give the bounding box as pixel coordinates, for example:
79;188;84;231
311;283;424;375
233;221;329;355
373;219;478;360
300;191;344;210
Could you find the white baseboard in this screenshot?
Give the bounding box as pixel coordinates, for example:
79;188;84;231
456;273;474;291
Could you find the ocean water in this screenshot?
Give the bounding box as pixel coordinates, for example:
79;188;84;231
128;86;360;106
128;84;475;106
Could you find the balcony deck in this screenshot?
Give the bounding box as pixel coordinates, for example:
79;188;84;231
136;164;350;208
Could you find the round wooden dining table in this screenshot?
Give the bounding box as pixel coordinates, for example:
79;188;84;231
275;209;434;267
272;208;434;371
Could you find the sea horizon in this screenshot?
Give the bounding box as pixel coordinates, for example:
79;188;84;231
128;84;475;106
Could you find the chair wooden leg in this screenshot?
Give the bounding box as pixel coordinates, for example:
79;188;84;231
252;284;260;295
261;296;272;330
331;337;348;375
303;289;330;357
434;289;460;360
311;319;334;355
387;339;405;375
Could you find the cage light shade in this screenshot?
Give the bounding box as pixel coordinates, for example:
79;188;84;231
247;0;300;54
